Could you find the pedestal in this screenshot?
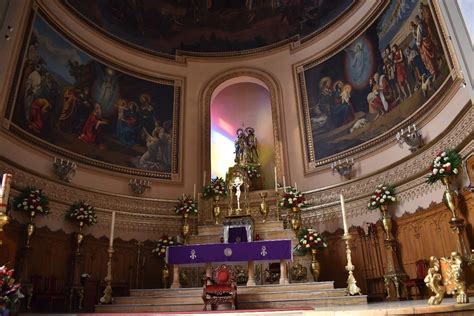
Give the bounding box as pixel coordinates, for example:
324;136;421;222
383;239;407;299
18;246;33;309
67;252;84;310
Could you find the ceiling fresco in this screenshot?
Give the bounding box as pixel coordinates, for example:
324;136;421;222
64;0;355;56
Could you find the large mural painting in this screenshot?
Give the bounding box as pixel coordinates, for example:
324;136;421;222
64;0;354;56
298;0;452;166
6;13;182;179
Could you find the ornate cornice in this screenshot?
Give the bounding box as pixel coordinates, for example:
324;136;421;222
0;160;182;240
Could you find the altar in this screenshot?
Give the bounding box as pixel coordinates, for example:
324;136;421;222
166;239;292;287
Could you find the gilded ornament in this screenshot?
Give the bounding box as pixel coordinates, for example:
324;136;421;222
259;192;269;223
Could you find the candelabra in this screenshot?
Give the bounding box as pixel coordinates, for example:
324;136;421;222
129;178;151;195
100;247;114;304
331;158;354;180
53;157;77;182
342;234;362;296
395;124;423;153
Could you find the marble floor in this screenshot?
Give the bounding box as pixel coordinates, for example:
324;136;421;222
19;298;474;316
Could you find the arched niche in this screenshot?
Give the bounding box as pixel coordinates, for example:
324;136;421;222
200;69;285;190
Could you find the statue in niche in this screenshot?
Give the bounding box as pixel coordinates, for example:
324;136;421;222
244;127;258;163
233;126;259;165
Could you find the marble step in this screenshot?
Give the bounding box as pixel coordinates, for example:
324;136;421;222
95;294;367;313
130;281;335;297
115;288;346;305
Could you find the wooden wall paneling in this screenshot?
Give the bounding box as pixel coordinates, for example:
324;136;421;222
1;222;22;268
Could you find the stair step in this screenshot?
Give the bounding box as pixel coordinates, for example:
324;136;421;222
130;281;335;297
96;295;367;313
115;288;346;305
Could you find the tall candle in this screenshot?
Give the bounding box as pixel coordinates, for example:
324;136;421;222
109;211;116;248
203;171;206;187
193;183;196;200
283;176;286;192
274;167;277;192
340;194;348;235
0;174;12;201
294;182;297;190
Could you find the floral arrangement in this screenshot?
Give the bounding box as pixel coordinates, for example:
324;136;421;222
244;165;261;179
14;187;50;215
174;195;198;216
367;184;396;210
66;201;97;226
152;235;179;258
279;186;306;209
294;228;327;254
0;265;22;309
426;149;462;184
202;177;228;199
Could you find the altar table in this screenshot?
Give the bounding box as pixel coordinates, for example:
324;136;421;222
166;239;292;287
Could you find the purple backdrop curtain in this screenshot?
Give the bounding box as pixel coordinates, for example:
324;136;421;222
228;227;247;243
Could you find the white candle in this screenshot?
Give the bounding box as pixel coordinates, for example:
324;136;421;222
109;211;116;248
283;176;286;192
1;174;12;200
413;123;416;131
294;182;297;190
340;194;348;235
203;171;206;187
274;167;277;192
193;183;196;200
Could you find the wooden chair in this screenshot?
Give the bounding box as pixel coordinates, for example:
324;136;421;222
405;259;429;299
202;264;237;311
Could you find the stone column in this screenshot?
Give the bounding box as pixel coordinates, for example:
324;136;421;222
247;261;256;286
205;263;212;279
170;265;181;288
279;260;289;285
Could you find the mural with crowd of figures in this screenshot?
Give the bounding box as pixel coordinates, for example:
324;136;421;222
64;0;354;56
6;13;181;179
298;0;451;164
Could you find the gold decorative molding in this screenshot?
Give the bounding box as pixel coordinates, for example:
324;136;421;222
0;160;182;240
199;68;286;187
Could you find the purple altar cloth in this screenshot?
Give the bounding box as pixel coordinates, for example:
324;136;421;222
166;239;292;265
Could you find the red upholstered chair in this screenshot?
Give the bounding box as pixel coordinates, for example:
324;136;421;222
405;259;429;299
202;264;237;311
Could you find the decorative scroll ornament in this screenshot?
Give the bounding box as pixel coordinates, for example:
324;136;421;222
224;248;233;257
190;249;197;260
260;246;268;257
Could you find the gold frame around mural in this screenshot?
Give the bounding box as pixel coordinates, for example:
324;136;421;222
2;7;185;182
294;0;464;175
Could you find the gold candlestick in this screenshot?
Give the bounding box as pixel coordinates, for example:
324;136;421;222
275;191;281;221
342;234;361;296
100;246;114;304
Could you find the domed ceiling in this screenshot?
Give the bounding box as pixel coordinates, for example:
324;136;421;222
64;0;355;56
